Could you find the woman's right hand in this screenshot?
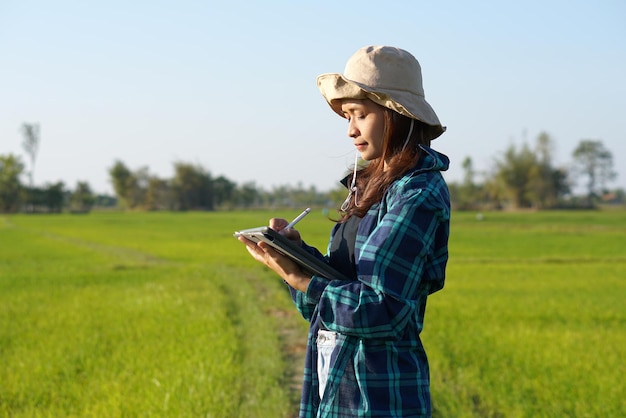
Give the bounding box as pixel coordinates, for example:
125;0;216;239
269;218;302;246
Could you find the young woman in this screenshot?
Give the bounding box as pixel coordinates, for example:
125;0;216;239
239;45;450;417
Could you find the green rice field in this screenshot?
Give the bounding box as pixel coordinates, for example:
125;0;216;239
0;209;624;417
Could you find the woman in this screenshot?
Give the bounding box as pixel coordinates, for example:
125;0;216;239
239;45;450;417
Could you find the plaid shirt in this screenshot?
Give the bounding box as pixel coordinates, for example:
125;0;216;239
288;146;450;417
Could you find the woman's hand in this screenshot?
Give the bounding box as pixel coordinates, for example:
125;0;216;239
237;218;311;292
269;218;302;245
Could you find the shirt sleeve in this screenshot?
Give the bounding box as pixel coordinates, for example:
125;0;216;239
287;240;334;322
307;176;449;340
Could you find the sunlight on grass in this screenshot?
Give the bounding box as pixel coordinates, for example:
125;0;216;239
1;210;624;417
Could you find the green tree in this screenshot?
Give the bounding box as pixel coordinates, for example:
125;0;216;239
44;181;65;213
236;182;260;208
526;132;571;208
455;156;482;210
109;160;133;207
172;162;213;210
572;139;616;205
0;154;25;212
146;176;171;211
70;182;95;213
108;160;147;209
491;133;570;209
21;123;40;189
129;167;150;209
493;142;538;208
213;175;237;209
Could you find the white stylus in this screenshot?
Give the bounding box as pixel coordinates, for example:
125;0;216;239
285;208;311;229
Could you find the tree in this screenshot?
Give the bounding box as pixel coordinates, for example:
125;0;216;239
492;142;538;208
21;123;40;189
45;181;66;213
69;181;95;213
128;167;150;209
108;160;145;209
146;176;171;211
526;132;569;209
455;156;482;210
491;133;570;209
109;160;132;203
171;162;213;210
213;175;237;209
18;182;65;213
572;140;616;205
236;182;260;208
0;154;25;212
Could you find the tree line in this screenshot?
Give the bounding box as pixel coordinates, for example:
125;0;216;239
0;155;340;213
0;154;109;213
107;160;339;211
449;132;620;210
0;125;622;214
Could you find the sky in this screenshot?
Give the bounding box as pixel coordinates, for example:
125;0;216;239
1;0;625;195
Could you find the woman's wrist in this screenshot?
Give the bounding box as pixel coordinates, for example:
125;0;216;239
287;272;312;293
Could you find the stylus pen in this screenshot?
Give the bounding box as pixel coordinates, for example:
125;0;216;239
285;207;311;229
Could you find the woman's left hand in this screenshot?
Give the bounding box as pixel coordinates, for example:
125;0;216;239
238;236;311;292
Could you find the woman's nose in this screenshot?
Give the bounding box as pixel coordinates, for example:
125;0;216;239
347;120;358;138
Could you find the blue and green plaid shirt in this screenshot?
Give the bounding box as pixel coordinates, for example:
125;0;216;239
289;146;450;417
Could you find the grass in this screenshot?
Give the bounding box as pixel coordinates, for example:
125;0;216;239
0;209;625;417
0;211;308;417
426;211;626;417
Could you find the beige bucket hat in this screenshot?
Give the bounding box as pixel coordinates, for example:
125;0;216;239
317;45;445;140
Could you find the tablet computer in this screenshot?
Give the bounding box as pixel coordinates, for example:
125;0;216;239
234;226;350;281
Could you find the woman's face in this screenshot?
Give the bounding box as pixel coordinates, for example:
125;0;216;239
341;99;386;162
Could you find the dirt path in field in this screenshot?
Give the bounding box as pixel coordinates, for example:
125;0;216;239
268;304;308;417
244;271;308;418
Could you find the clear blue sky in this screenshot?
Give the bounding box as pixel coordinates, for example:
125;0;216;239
1;0;625;195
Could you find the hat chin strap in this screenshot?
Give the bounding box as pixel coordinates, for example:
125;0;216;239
341;151;359;212
401;119;415;152
341;119;414;213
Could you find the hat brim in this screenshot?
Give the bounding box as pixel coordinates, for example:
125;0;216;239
317;73;445;140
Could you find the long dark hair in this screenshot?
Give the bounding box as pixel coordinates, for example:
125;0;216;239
340;106;431;221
